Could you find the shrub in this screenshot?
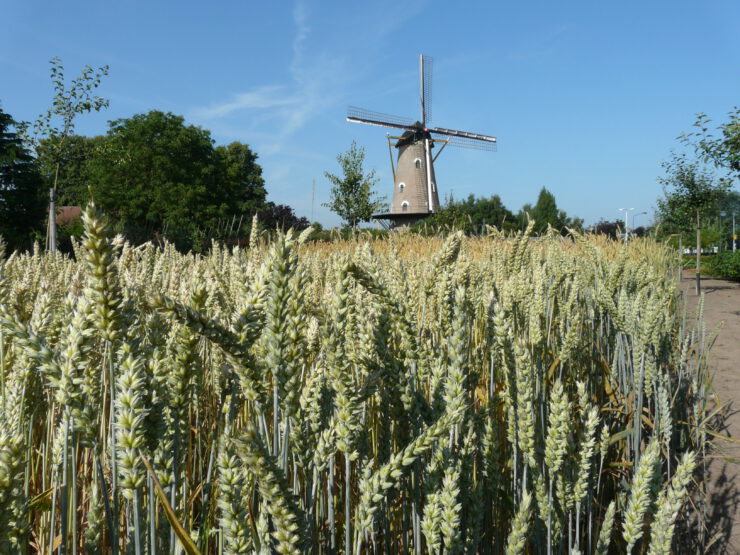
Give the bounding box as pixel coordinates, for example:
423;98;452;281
706;250;740;281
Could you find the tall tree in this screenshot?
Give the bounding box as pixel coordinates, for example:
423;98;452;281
520;187;583;234
656;152;731;293
73;111;218;244
19;57;109;252
0;108;45;250
530;187;560;233
323;141;386;229
215;142;267;215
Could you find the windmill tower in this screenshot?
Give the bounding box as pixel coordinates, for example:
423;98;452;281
347;55;497;227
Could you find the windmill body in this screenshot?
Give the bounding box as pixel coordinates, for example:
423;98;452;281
391;130;439;216
347;55;496;227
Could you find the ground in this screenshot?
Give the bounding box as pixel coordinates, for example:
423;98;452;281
683;272;740;553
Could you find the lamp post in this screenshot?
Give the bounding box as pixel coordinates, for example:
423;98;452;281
619;207;635;243
734;211;737;252
720;211;727;251
632;211;647;235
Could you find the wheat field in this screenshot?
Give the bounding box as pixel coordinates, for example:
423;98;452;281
0;205;711;553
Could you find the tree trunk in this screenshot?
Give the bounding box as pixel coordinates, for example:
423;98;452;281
695;210;701;295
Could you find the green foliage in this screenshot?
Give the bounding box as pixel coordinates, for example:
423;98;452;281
521;187;584;234
36;111;268;250
530;188;559;232
655;152;732;239
415;193;516;234
215;141;268;215
19;57;110;158
36;134;104;206
17;57;109;251
19;59;109;192
592;219;650;239
0;107;45;250
416;189;583;236
681;107;740;179
705;251;740;281
323;141;386;229
255;203;310;233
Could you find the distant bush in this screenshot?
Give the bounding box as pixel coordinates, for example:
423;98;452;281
307;227;389;243
681;255;714;270
705;251;740;281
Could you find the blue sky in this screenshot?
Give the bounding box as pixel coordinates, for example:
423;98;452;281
2;0;738;228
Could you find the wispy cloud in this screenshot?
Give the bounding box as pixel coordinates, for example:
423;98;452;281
192;86;298;119
290;0;310;81
188;0;342;154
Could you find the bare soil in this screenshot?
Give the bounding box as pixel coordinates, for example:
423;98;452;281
682;272;740;553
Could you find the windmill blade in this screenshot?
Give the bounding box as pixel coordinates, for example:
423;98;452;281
431;126;497;151
347;106;416;131
421;55;433;125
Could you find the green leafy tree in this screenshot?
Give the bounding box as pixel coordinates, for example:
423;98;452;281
681;108;740;179
591;219;650;239
656;152;732;292
323;141;386;229
257;202;310;231
417;193;515;234
0;107;45;250
530;187;560;233
518;187;583;234
36;134;103;206
19;57;109;251
36;111;270;250
65;111;217;244
215;141;267;215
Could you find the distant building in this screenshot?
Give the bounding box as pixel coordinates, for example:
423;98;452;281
56;206;82;226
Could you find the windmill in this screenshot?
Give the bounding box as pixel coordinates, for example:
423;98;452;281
347;54;497;227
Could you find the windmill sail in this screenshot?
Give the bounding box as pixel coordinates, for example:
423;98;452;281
420;55;433;125
431;127;497;151
347;107;415;131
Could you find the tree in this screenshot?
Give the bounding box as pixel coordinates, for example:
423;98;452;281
591;219;622;239
36;134;104;206
323;141;386;229
0;107;45;250
257;202;310;231
215;142;267;216
38;111;268;250
591;219;649;239
518;187;583;234
530;188;560;233
681;108;740;179
656;152;731;293
416;193;516;234
19;57;109;252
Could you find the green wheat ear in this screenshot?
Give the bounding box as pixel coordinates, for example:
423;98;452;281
235;427;305;555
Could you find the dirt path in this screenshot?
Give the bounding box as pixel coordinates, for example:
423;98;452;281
682;274;740;553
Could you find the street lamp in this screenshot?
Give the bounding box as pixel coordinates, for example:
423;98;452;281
632;211;647;233
619;207;635;242
720;211;727;251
